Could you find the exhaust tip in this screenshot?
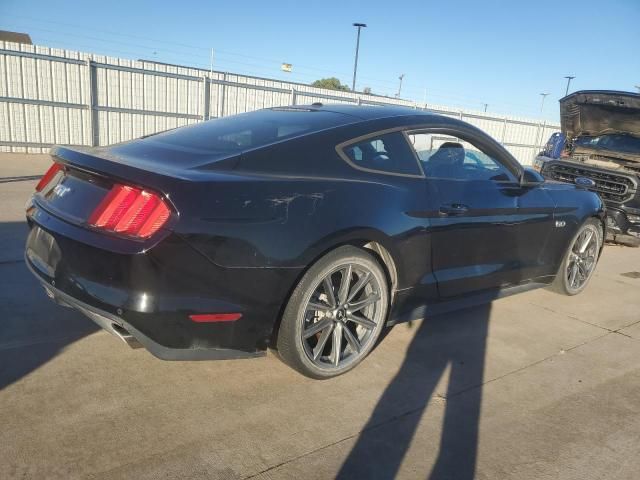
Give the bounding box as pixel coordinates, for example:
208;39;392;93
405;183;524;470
111;323;143;349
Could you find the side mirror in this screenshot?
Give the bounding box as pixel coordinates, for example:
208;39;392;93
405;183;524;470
520;167;545;186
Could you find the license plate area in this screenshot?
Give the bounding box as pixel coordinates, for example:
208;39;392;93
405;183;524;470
25;226;60;279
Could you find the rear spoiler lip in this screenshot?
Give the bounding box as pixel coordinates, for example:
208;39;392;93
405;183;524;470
51;145;179;189
50;145;246;183
50;145;183;215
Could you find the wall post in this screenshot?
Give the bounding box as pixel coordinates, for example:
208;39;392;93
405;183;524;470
218;73;226;118
86;59;99;146
202;76;210;121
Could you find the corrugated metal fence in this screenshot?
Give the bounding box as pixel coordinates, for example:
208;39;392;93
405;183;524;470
0;41;559;164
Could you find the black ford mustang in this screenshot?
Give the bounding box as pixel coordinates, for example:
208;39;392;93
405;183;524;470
25;104;605;378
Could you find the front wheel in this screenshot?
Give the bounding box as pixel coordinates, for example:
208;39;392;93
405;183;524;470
277;246;389;379
550;219;602;295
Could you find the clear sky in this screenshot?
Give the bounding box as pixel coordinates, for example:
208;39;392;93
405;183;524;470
1;0;638;122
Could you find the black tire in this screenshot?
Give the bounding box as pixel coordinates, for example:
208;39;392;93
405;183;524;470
277;245;390;379
550;218;603;296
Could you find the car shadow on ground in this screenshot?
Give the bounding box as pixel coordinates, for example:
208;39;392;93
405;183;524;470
0;221;98;391
337;303;492;480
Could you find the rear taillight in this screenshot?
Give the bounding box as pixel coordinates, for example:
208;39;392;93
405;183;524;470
35;163;64;191
88;184;171;238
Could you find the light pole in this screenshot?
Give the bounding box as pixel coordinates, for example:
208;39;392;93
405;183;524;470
351;23;367;91
564;76;575;96
396;74;405;98
482;103;488;113
539;92;549;113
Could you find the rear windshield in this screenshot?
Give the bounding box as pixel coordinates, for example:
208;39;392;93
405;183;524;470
142;108;357;157
575;134;640;154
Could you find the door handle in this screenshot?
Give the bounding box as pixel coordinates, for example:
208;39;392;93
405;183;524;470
439;203;469;216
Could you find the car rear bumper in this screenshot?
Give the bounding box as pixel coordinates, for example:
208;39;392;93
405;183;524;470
27;265;265;360
24;210;299;360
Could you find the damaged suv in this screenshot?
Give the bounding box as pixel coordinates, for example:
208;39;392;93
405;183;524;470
535;91;640;246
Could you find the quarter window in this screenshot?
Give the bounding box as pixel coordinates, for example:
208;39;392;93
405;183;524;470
340;132;422;176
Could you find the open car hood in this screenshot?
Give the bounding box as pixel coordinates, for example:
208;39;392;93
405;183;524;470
560;90;640;139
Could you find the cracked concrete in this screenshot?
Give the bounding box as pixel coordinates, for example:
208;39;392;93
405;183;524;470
1;153;640;479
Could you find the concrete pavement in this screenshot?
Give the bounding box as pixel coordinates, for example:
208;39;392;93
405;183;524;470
1;153;639;479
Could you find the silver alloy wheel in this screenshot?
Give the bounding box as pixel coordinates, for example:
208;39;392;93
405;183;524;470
566;224;600;292
300;263;384;370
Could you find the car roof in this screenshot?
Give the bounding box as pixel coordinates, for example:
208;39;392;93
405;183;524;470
271;103;435;121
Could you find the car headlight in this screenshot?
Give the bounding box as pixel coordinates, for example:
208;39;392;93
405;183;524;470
532;157;545;172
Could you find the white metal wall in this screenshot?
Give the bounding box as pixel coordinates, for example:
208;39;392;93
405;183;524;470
0;41;559;165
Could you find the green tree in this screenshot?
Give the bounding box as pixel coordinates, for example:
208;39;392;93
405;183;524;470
311;77;350;92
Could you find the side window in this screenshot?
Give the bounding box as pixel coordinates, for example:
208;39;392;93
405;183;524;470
407;132;514;182
340;132;422;176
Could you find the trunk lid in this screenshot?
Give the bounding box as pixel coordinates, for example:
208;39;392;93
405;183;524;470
34;162;111;227
34;146;180;229
35;142;245;227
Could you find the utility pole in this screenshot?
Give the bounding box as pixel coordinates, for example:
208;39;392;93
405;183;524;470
540;92;549;113
396;74;404;98
210;48;215;75
564;75;575;96
351;23;367;91
482;103;488;113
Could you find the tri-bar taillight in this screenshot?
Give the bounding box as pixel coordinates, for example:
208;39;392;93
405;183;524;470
88;184;171;238
35;163;64;192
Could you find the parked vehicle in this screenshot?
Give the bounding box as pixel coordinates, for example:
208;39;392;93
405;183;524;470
535;91;640;246
25;104;605;378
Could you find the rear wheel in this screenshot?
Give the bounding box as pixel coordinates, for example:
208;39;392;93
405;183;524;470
277;246;389;379
551;219;602;295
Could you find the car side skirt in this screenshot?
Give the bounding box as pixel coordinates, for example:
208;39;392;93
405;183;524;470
389;278;554;326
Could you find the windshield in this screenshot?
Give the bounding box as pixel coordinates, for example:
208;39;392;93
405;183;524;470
141;108;356;158
574;134;640;155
